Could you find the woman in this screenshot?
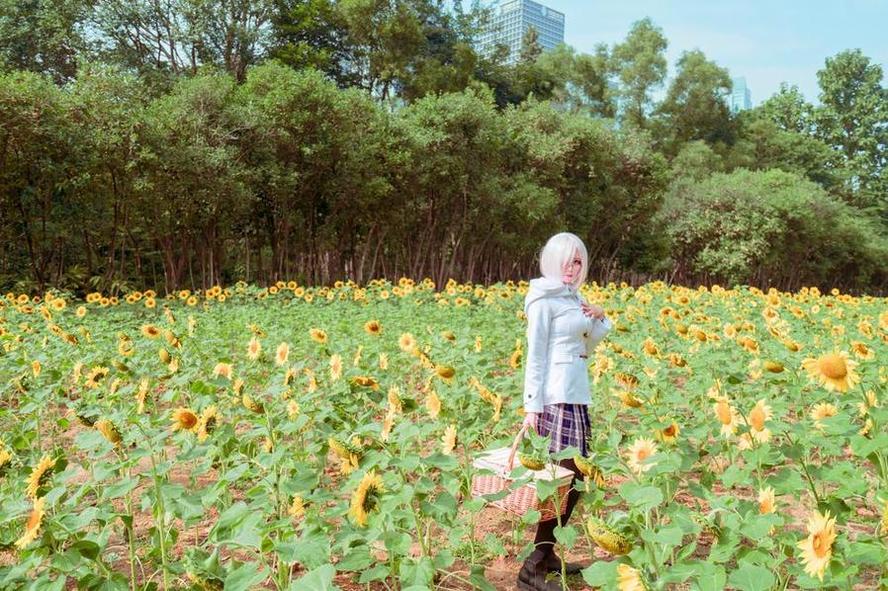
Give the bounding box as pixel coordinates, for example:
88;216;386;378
518;232;612;590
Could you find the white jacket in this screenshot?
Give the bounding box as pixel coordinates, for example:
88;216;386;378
522;277;612;413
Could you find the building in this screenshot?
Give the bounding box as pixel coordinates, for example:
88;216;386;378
477;0;566;65
730;77;752;113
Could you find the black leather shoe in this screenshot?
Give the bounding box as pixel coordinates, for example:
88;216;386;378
517;549;563;591
545;551;586;575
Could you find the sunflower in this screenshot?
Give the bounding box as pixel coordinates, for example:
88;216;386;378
747;399;772;433
655;418;680;444
850;341;874;360
197;406;219;442
330;354;343;381
758;486;776;514
364;320;382;336
642;337;660;357
801;351;860;393
714;398;740;437
95;419;122;447
810;402;838;429
309;328;328;344
617;563;646;591
349;470;385;527
387;386;403;414
380;411;396;442
171;408;199;432
246;337;261;360
625;438;658;475
31;360;41;378
141;324;161;339
242;393;264;414
288;495;305;519
615;389;644;408
83;366;109;389
508;349;522;369
275;342;290;366
441;424;458;455
0;446;12;476
14;496;46;549
434;365;456;383
349;375;380;391
763;360;784;373
614;372;639;390
136;378;150;414
797;510;837;581
75;305;87;318
212;362;233;380
425;389;442;418
25;455;55;499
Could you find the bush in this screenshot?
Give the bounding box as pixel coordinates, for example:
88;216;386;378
659;168;888;290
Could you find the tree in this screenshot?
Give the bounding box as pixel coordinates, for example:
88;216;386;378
519;25;542;64
653;49;733;156
611;17;667;129
815;49;887;209
0;0;91;83
268;0;361;87
757;83;816;134
90;0;274;83
658;168;888;288
535;43;616;118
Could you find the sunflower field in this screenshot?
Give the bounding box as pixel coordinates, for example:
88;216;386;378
0;279;885;591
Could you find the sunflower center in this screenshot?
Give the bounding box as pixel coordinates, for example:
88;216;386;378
636;448;650;461
26;510;41;530
716;402;732;425
812;531;830;558
749;407;766;431
818;355;847;380
663;425;676;437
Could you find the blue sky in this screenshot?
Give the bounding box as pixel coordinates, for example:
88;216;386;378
533;0;888;106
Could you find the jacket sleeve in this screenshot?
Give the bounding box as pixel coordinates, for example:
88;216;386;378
584;316;612;354
523;299;550;414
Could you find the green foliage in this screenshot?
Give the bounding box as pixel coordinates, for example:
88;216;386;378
659;168;888;287
653;49;733;156
611;17;668;129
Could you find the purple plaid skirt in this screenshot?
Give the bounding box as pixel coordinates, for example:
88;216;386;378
537;403;591;457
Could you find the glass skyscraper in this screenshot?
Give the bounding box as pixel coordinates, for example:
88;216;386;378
477;0;566;65
730;77;753;113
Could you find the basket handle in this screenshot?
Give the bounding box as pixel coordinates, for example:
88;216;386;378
506;424;530;472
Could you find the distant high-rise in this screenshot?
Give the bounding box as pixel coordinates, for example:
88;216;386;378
477;0;565;65
730;77;752;113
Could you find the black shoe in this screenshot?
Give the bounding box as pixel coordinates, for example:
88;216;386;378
544;551;586;575
517;549;563;591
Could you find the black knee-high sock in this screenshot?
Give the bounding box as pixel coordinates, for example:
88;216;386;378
532;458;584;552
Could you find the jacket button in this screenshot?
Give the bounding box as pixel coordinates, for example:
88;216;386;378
583;332;589;338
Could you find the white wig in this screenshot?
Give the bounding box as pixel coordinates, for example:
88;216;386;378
539;232;588;289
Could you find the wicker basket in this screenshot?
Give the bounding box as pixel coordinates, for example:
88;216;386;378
471;425;574;521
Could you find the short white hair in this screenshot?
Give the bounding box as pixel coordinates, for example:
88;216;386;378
539;232;588;288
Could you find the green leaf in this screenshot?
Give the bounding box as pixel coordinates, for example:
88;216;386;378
554;525;578;549
289;564;340;591
691;562;727;591
727;563;775;591
619;483;663;512
225;563;267;591
642;524;683;546
102;476;139;500
582;560;618;586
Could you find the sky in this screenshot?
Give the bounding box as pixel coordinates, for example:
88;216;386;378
532;0;888;106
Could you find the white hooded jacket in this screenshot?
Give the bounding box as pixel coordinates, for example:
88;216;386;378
522;276;612;413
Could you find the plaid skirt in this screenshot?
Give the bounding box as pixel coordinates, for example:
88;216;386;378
537;403;591;457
